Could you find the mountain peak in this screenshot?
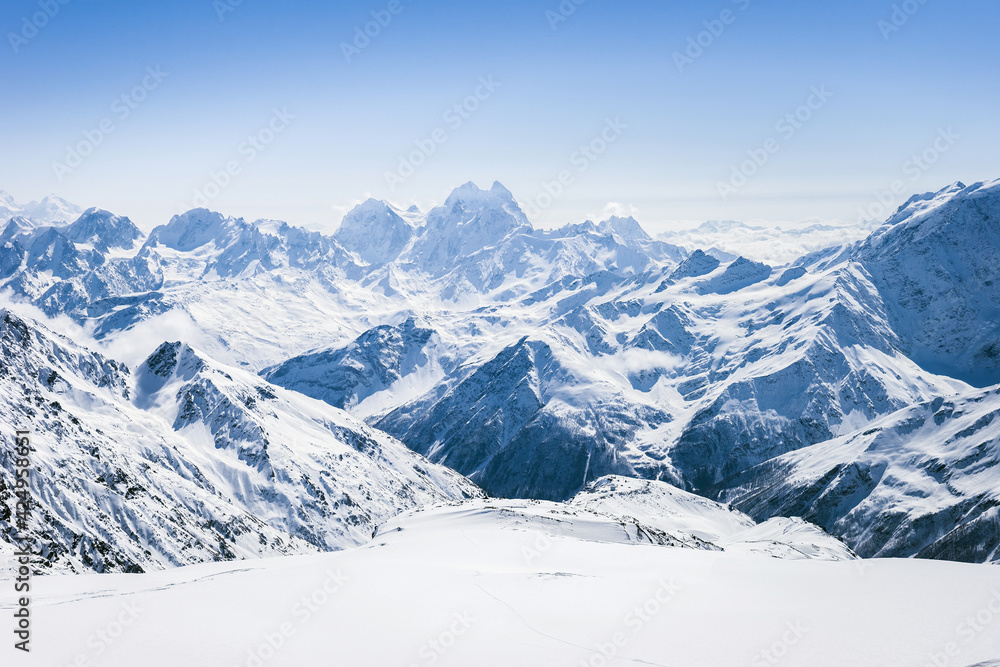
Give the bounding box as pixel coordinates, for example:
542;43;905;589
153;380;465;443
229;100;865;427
599;215;651;241
148;208;242;251
0;190;21;210
335;199;415;266
64;208;143;251
444;180;519;212
24;194;83;224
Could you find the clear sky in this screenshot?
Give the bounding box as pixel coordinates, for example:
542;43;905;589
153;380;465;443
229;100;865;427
2;0;998;233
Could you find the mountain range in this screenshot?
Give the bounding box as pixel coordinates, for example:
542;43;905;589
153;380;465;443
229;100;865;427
2;178;999;570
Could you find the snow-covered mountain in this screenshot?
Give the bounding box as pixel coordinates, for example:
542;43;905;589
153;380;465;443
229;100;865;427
334;198;416;266
717;384;1000;562
0;207;160;318
855;180;1000;387
262;316;450;416
3;178;1000;566
0;309;478;573
572;475;855;560
0;191;83;226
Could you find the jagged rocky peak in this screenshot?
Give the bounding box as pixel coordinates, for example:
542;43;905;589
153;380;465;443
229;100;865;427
696;255;772;295
445;180;524;214
141;341;199;377
63;207;144;251
1;215;37;241
671;249;720;280
145;208;245;251
439;181;531;230
598;215;651;241
335;198;415;266
135;341;207;395
853;178;1000;387
263;316;439;412
557;220;601;236
407;181;532;269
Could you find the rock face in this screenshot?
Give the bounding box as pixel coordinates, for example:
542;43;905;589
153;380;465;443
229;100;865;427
334;199;415;266
374;338;669;501
0;310;479;573
717;385;1000;563
854;181;1000;387
263;317;441;412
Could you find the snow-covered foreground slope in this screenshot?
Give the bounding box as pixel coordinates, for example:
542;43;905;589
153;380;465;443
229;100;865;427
0;308;479;572
4;498;998;667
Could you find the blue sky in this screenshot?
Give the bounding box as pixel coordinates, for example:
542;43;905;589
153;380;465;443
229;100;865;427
2;0;998;232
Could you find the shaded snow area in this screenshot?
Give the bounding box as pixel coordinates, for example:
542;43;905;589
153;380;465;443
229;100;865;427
2;497;998;666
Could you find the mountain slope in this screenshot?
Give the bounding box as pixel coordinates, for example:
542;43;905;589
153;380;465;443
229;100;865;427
854;179;1000;387
717;384;1000;562
0;309;479;573
262;317;449;416
374;336;674;500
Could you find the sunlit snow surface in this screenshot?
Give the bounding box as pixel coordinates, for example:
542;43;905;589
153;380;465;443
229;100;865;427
4;495;998;667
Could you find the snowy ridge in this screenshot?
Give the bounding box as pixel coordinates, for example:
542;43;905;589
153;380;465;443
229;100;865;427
571;475;855;560
0;309;478;573
718;383;1000;562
